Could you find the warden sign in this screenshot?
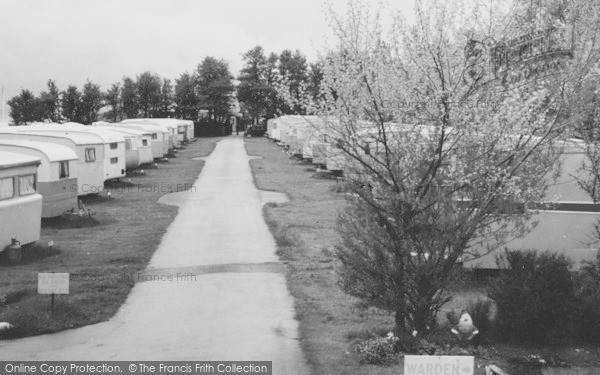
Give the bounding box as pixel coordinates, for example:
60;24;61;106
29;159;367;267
38;273;70;294
404;355;474;375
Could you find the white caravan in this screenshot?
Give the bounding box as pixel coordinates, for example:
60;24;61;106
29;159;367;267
14;124;127;179
122;119;180;149
0;130;105;195
0;140;78;217
0;151;42;251
95;122;169;158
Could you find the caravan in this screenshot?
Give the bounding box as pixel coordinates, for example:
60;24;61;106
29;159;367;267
13;125;127;179
0;131;105;195
95;122;169;158
133;118;190;143
122;119;180;149
0;151;42;252
58;123;151;170
96;127;153;167
182;119;195;141
464;138;600;270
266;118;277;139
0;140;78;217
89;123;154;168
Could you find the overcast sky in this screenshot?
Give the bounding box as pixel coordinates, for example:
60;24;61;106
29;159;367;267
0;0;415;121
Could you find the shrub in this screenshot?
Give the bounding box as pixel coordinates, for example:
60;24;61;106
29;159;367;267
328;181;352;194
353;335;399;365
466;299;496;343
487;249;575;343
573;252;600;343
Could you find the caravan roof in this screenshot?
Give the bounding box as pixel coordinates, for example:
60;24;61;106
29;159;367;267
0;150;41;170
128;118;181;125
100;122;167;133
96;126;152;137
21;124;126;144
122;119;178;131
0;140;77;162
0;128;102;146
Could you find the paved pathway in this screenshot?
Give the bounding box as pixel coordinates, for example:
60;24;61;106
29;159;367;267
0;137;309;374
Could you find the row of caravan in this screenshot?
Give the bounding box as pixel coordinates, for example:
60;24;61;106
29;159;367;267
0;118;195;254
266;116;593;204
265;115;599;269
267;116;347;173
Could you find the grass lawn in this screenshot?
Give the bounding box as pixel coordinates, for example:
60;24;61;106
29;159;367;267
245;137;600;375
0;137;221;338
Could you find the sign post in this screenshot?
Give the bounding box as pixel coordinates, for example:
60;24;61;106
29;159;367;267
38;273;70;313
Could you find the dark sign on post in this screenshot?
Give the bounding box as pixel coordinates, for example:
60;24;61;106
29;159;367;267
464;26;574;88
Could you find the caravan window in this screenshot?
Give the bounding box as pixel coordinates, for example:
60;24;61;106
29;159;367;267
125;139;132;150
142;139;148;146
18;174;36;196
0;177;14;200
110;157;118;164
110;143;118;150
59;161;69;178
85;148;96;162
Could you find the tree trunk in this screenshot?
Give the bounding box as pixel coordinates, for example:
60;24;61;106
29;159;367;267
395;307;407;334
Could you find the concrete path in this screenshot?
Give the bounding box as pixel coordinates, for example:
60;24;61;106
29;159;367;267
0;137;309;374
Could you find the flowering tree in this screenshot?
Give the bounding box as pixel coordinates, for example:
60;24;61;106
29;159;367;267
284;0;600;333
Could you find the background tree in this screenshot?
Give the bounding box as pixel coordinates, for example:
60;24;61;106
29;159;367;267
136;72;162;117
7;89;37;125
278;49;309;114
282;0;600;334
158;78;174;117
80;80;102;124
264;52;281;120
61;85;83;123
174;72;198;120
237;46;270;124
121;77;138;119
195;56;234;122
35;79;61;122
307;61;324;104
104;82;121;122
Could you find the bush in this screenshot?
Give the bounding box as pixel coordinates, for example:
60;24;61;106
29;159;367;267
573;252;600;343
466;299;496;343
575;298;600;343
487;249;575;343
353;335;399;365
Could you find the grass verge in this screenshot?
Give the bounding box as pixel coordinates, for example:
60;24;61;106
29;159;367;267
0;138;221;338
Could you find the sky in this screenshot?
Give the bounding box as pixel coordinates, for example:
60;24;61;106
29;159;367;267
0;0;415;122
